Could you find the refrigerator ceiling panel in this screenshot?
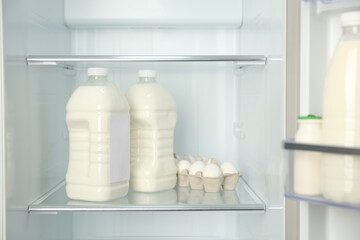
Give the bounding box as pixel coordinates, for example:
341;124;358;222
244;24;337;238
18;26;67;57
64;0;243;28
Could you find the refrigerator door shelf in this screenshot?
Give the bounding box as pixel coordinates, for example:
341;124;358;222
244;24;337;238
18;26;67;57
28;177;265;214
283;139;360;211
299;0;360;14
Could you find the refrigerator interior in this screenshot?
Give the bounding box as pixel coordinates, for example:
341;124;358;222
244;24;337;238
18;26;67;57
3;0;285;239
297;1;360;240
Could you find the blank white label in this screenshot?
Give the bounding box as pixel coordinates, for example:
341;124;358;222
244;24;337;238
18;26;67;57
109;114;130;183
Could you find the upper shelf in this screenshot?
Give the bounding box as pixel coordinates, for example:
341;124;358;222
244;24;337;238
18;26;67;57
26;55;267;68
28;177;265;214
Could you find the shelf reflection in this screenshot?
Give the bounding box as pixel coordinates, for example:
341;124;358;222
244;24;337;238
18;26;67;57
128;189;177;205
65;187;241;206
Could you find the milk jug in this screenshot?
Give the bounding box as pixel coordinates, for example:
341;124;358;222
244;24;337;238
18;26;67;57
294;115;322;196
126;70;177;192
322;11;360;204
66;68;130;201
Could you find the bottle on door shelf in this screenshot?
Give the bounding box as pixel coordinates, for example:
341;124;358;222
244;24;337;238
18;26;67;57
322;11;360;204
66;68;130;202
293;115;322;196
126;70;177;192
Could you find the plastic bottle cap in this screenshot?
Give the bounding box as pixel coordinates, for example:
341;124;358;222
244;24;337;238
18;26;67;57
341;11;360;27
298;114;322;120
139;70;156;78
88;68;108;76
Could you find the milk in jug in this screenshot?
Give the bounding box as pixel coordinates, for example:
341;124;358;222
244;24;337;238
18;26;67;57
66;68;130;201
294;115;322;196
322;11;360;204
126;70;177;192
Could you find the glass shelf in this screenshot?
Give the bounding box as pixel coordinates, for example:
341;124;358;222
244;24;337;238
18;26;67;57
28;177;265;213
283;139;360;211
26;55;267;68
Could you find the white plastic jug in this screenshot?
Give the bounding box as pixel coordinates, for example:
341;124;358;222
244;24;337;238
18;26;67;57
66;68;130;202
126;70;177;192
322;11;360;204
294;115;322;196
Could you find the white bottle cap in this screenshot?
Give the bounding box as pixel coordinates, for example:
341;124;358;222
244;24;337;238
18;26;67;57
139;70;157;78
341;11;360;27
88;68;108;76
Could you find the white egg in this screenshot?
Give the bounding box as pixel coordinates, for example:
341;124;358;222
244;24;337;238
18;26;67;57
189;155;196;163
221;162;238;174
203;164;222;178
189;161;206;175
177;160;191;174
207;158;218;165
181;155;191;164
196;156;204;161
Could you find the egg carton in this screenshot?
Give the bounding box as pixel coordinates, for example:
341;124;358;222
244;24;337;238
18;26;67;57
175;154;242;193
186;172;242;192
203;176;224;192
222;173;242;190
177;169;190;187
189;172;204;190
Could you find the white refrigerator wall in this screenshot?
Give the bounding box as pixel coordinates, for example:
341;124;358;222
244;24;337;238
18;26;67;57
3;0;285;239
298;1;360;240
3;0;74;239
238;0;285;210
0;0;5;238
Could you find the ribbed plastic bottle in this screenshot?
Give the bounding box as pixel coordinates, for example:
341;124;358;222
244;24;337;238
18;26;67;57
322;11;360;204
126;70;177;192
66;68;130;201
294;115;322;196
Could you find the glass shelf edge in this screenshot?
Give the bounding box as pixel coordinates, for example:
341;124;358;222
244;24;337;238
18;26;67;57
26;55;267;66
285;193;360;211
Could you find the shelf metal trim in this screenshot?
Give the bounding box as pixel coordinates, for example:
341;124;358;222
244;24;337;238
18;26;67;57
26;55;267;66
283;139;360;155
29;205;265;213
